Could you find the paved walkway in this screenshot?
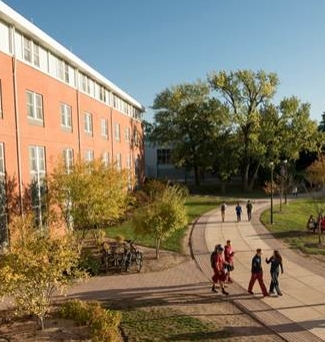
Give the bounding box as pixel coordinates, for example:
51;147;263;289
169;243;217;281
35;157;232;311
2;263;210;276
2;199;324;341
199;200;325;341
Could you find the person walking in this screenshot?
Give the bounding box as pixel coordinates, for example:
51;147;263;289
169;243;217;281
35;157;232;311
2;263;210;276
266;250;284;296
211;245;229;295
246;200;253;221
235;202;242;222
248;248;268;297
224;240;235;283
221;202;227;222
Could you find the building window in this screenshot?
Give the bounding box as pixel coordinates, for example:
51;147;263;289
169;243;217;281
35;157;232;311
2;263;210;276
157;149;171;164
99;86;106;102
133;128;139;146
60;103;72;130
125;127;130;143
80;73;90;94
29;145;46;227
102;152;109;166
84;112;93;135
26;90;43;123
0;143;4;176
57;58;70;83
85;150;94;162
23;36;40;67
114;123;120;142
63;148;74;173
0;80;3;118
116;153;122;170
101;118;108;139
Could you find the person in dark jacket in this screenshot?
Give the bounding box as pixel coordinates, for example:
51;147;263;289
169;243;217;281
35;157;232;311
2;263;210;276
248;248;268;296
266;250;284;296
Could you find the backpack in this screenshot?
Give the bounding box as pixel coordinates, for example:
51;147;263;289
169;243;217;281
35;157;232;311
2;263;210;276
210;251;216;268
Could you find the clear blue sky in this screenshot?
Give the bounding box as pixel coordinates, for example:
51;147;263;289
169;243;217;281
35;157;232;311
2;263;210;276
4;0;325;122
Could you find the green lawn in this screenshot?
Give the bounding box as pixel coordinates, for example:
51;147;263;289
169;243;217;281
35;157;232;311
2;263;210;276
260;198;325;255
120;308;230;341
105;195;231;253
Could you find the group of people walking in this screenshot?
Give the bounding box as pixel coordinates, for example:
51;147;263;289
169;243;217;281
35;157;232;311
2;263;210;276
211;244;284;297
212;200;284;296
221;200;253;223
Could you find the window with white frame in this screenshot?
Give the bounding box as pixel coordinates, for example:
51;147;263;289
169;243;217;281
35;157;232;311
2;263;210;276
29;145;46;177
116;153;122;170
23;36;40;67
99;86;106;102
60;103;72;131
0;80;3;118
84;112;93;135
80;73;90;94
63;148;74;173
85;150;94;162
29;145;46;227
102;152;109;166
133;128;139;146
125;127;130;143
26;90;43;122
114;123;120;142
0;143;4;176
60;103;72;130
101;118;108;139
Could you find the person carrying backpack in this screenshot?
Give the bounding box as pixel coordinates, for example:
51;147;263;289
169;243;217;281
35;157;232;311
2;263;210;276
211;244;229;295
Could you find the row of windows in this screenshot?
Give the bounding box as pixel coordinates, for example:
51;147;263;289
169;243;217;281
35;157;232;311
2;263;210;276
0;142;133;179
0;83;140;143
0;19;142;120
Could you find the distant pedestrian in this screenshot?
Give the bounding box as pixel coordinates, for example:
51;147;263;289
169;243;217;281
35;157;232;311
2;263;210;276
248;248;268;297
235;202;242;222
211;245;229;295
224;240;235;283
266;250;284;296
221;202;227;222
292;186;298;197
246;200;253;221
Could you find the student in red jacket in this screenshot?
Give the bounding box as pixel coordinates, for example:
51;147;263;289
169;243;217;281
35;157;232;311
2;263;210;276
211;245;229;295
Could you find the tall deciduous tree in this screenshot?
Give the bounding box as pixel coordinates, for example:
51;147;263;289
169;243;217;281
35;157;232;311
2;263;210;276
209;70;279;191
150;82;229;185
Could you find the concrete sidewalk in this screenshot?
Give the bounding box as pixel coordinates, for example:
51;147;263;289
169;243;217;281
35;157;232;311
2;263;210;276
198;200;325;341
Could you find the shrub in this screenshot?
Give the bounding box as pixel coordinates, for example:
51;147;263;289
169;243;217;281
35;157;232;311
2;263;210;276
79;251;101;276
60;299;122;342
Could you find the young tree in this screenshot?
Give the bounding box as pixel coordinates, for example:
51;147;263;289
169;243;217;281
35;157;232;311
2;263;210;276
133;185;188;259
0;213;85;329
305;154;325;244
48;157;131;246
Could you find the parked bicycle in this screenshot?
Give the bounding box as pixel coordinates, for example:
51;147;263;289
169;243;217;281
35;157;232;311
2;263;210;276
101;240;143;273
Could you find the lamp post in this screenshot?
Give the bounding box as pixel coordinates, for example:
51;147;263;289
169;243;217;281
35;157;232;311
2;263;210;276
270;161;274;224
283;159;288;204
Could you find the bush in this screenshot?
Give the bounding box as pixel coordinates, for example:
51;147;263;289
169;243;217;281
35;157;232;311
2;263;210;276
60;299;122;342
79;251;101;276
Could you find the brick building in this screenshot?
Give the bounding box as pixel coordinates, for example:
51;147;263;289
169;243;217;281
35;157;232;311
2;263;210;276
0;1;144;241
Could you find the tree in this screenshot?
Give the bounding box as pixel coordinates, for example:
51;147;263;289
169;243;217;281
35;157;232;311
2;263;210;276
305;155;325;245
150;81;229;185
48;157;131;246
0;213;85;329
133;185;188;259
209;70;279;191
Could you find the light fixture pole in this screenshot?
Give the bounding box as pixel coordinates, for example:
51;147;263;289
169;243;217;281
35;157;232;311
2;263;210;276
270;161;274;224
284;159;288;204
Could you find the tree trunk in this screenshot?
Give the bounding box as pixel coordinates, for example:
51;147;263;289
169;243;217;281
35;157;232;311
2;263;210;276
243;164;250;192
248;163;260;192
155;238;161;259
194;164;200;186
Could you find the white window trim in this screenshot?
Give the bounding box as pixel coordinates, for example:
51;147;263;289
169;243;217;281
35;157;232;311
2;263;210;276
26;90;43;122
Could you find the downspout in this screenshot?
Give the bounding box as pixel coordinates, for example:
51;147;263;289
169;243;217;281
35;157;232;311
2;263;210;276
75;71;81;157
110;106;114;160
11;27;23;215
